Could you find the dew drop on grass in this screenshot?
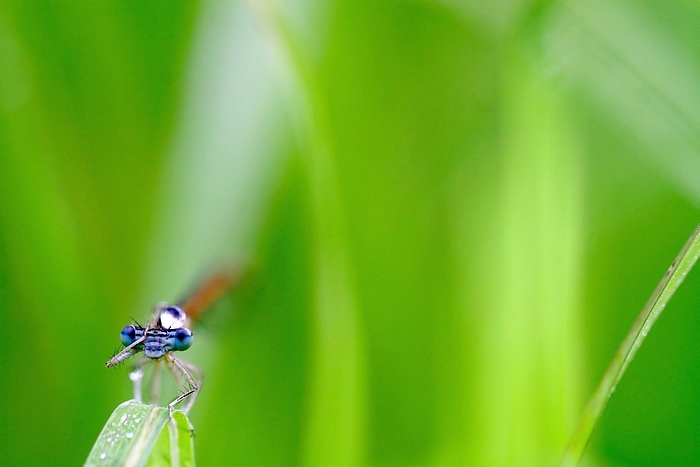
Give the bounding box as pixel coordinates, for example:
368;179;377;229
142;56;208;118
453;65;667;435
99;452;107;460
119;414;128;424
126;432;134;439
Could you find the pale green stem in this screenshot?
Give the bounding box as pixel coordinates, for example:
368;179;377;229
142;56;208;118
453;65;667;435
561;224;700;465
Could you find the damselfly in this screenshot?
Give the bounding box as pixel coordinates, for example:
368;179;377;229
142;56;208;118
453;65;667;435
106;271;233;415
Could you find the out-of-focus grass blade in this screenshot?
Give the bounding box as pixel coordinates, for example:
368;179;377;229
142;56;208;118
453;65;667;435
561;224;700;465
85;400;195;467
548;1;700;203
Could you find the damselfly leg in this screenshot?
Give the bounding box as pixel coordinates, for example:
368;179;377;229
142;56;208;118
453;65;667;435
166;354;204;415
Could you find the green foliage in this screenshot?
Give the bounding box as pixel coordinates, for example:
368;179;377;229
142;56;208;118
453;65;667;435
2;1;700;466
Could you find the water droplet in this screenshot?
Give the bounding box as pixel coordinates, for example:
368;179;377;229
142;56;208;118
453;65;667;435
119;414;127;424
129;368;144;382
126;431;134;439
100;452;107;460
159;305;187;329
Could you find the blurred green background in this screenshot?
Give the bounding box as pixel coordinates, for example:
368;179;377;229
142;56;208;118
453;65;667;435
2;0;700;465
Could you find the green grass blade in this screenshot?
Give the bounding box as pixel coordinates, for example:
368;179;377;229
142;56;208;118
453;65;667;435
146;411;195;467
561;224;700;465
85;400;195;467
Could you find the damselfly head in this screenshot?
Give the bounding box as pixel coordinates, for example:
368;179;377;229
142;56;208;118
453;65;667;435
107;304;195;367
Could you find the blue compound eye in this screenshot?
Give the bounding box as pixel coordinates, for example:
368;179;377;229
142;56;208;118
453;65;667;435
172;327;193;351
120;325;137;346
